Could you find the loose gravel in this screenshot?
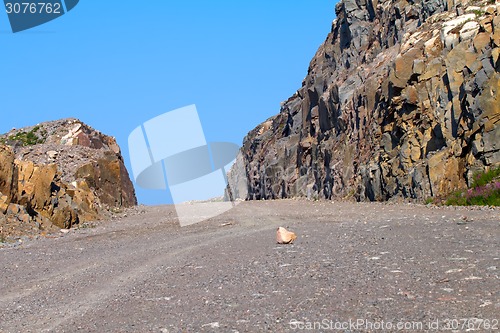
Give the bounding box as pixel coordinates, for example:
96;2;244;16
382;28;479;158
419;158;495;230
0;200;498;332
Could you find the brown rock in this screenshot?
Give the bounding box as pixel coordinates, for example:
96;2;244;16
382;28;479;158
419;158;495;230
276;227;297;244
75;154;136;208
0;119;137;238
446;43;476;73
493;48;499;68
0;194;9;214
405;85;419;105
16;161;57;211
7;203;21;215
419;60;443;81
473;33;491;52
424;35;443;56
413;59;425;75
480;17;493;33
485;5;496;15
0;145;15;202
493;30;500;47
19;213;30;224
394;48;423;82
51;204;77;229
428;151;465;196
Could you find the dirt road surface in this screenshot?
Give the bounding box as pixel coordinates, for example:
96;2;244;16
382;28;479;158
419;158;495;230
0;200;499;332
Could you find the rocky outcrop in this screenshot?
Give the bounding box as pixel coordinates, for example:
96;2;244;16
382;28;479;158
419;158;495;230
237;0;500;202
0;119;136;239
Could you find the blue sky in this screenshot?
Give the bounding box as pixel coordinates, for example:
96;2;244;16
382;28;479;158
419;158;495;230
0;1;335;205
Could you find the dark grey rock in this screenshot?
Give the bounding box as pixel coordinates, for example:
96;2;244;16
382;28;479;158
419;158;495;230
235;0;500;202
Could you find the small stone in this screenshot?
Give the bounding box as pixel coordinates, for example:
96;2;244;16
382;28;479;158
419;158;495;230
7;204;20;215
18;214;30;224
202;322;220;329
0;195;9;214
47;151;58;159
276;227;297;244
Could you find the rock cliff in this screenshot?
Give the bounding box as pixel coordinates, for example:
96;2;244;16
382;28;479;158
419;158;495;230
0;119;136;239
237;0;500;202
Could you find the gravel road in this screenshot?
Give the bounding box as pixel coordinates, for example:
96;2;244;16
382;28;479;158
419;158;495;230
0;200;499;333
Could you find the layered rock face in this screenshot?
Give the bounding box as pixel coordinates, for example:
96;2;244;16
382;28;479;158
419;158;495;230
238;0;500;201
0;119;136;238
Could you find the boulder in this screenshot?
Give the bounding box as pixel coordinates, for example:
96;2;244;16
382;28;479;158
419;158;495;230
276;227;297;244
0;119;137;238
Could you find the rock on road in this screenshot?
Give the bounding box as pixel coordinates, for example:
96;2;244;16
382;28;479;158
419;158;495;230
0;200;499;332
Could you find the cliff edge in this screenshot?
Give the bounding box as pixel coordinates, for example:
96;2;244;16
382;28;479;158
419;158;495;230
237;0;500;201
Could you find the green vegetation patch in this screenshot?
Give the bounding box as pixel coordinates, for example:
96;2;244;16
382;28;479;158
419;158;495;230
3;125;46;146
445;166;500;207
472;165;500;188
471;9;485;17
